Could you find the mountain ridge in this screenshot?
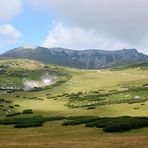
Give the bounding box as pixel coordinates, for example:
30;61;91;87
1;46;148;69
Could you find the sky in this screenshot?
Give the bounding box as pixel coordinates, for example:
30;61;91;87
0;0;148;54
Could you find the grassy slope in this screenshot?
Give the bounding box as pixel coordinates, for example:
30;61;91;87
0;60;148;147
11;68;148;115
0;59;69;89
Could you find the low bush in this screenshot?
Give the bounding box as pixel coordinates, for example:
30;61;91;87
14;112;22;115
22;109;33;114
14;104;20;107
1;115;148;132
85;118;114;128
62;116;99;126
103;117;148;132
62;116;148;133
6;114;15;117
0;116;45;125
6;112;22;117
0;115;66;128
87;106;96;110
14;122;43;128
9;105;14;108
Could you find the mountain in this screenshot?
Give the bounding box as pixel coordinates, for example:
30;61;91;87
1;46;148;69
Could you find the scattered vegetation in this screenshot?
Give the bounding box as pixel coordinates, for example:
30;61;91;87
63;116;148;133
111;62;148;71
2;115;148;132
0;116;66;128
66;85;148;108
6;112;22;117
22;109;33;114
0;59;148;148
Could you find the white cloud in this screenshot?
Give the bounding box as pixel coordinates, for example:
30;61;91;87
0;24;21;46
42;23;131;50
0;0;23;50
0;0;22;21
29;0;148;54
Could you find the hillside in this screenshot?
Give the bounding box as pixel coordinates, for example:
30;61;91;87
111;62;148;71
0;59;70;91
0;59;148;147
1;46;148;69
0;59;147;117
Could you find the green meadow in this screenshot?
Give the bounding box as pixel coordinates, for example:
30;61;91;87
0;59;148;147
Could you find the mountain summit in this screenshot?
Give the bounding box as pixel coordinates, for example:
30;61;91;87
1;46;148;69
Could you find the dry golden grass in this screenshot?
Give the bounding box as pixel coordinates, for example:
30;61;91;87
0;121;148;148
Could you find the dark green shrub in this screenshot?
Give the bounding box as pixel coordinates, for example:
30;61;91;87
9;105;14;108
6;112;22;117
143;84;148;87
104;120;131;132
6;114;15;117
141;103;146;105
103;117;148;132
1;115;148;132
87;106;96;110
22;109;33;114
14;104;20;107
14;122;43;128
0;115;66;128
6;90;14;94
14;112;22;115
62;117;99;126
85;120;100;127
85;118;114;128
32;87;43;91
63;116;148;133
0;116;44;125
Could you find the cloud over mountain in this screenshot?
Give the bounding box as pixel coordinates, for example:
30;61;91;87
29;0;148;54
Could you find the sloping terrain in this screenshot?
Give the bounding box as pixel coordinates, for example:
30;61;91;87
1;46;148;69
0;60;148;147
0;59;70;91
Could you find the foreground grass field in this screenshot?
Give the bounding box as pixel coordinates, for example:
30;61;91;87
0;121;148;148
0;59;148;147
